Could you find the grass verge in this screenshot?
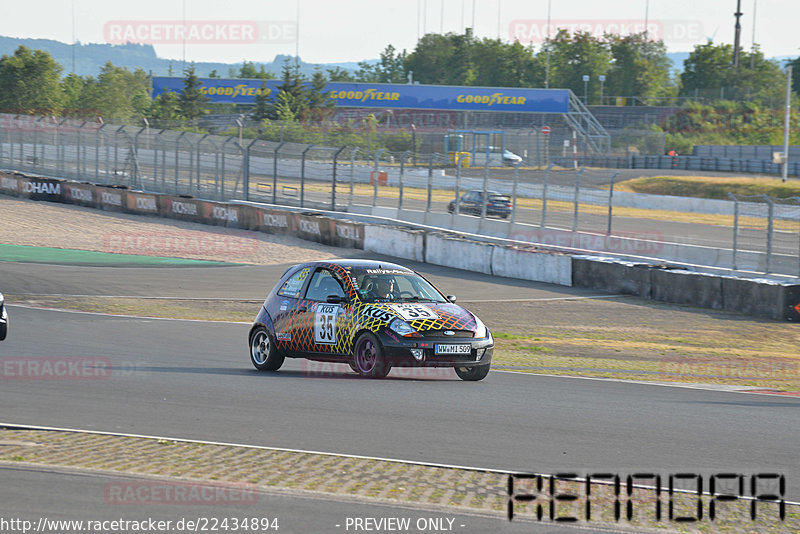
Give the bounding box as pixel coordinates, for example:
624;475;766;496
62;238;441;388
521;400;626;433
615;175;800;200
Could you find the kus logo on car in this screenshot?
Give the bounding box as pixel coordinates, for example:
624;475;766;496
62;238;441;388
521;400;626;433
362;306;395;324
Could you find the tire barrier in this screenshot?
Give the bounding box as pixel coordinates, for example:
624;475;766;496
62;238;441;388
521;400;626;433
1;170;798;321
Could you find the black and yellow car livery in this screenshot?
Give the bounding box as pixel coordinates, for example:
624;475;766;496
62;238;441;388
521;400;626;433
248;260;494;380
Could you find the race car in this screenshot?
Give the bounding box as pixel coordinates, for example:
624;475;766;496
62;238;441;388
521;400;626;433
448;190;513;218
248;260;493;380
0;292;7;341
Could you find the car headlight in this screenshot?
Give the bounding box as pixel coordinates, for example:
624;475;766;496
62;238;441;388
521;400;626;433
473;315;488;338
389;318;418;337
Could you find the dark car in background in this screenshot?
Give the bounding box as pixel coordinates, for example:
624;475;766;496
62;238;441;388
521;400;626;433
447;190;513;219
248;260;494;380
0;292;7;341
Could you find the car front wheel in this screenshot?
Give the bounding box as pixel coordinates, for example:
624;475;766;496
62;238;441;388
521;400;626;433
249;327;285;371
353;332;391;378
454;364;490;381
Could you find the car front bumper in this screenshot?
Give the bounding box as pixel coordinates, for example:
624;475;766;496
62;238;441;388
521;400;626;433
378;331;494;367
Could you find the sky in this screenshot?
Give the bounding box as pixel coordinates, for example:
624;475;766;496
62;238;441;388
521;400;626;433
0;0;798;65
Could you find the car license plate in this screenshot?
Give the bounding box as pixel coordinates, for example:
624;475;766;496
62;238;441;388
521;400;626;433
435;344;471;355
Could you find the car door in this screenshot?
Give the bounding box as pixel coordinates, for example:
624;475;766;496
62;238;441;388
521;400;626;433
269;266;312;352
291;268;348;356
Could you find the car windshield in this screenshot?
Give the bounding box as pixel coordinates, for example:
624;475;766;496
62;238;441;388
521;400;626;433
350;267;447;303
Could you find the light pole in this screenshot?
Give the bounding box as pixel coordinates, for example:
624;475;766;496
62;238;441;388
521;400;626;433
582;75;590;104
782;65;792;182
598;75;606;105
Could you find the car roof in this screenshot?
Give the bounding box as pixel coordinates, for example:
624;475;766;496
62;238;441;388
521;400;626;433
296;259;415;272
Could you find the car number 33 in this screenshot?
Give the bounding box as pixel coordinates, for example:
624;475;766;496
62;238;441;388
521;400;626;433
315;304;338;344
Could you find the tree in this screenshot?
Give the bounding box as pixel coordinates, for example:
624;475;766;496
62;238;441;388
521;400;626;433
404;33;456;84
251;80;271;121
546;30;611;103
788;57;800;96
680;42;785;103
77;61;150;120
148;88;180;121
178;64;209;121
268;59;307;120
237;61;274;79
305;70;334;121
0;45;63;113
606;33;675;101
356;44;407;83
60;73;87;113
326;67;355;82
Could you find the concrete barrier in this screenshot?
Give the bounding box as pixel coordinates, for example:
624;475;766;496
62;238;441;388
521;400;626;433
254;208;293;234
425;233;493;275
124;191;159;216
199;201;245;229
721;277;787;320
160;196;204;223
364;226;425;262
0;173;20;196
492;246;572;286
95;185;127;212
571;256;658;298
62;182;96;207
294;214;332;245
331;220;365;249
650;268;724;309
18;176;63;202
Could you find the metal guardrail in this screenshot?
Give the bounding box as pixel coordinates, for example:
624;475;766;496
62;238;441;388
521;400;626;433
1;117;798;279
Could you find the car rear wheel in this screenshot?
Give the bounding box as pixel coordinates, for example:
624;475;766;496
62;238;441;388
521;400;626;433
249;327;284;371
454;364;490;381
353;332;391;378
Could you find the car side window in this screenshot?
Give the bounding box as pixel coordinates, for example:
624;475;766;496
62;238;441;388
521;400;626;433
277;267;310;298
305;269;346;301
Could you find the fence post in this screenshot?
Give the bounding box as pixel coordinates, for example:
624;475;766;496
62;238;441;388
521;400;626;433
481;154;489;219
455;153;463;215
194;133;208;193
245;139;258;202
372;149;385;208
541;163;552;228
399;150;410;212
764;194;774;274
301;144;314;208
273;142;285;205
427;153;436;213
729;192;738;272
331;146;345;210
607;172;618;235
510;161;521;227
572;167;584;232
174;132;186;194
349;147;359;207
95;124;105;183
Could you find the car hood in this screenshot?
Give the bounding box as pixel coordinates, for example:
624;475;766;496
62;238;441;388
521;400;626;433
362;302;478;332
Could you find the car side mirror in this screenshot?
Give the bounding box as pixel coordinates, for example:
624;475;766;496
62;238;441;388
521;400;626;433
326;295;346;304
446;295;457;303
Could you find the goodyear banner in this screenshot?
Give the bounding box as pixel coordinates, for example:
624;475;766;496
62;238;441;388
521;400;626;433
151;77;569;113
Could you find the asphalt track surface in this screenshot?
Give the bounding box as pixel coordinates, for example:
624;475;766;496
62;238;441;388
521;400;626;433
2;260;799;505
2;466;596;533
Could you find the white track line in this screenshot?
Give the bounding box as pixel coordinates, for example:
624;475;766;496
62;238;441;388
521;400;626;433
1;422;797;507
